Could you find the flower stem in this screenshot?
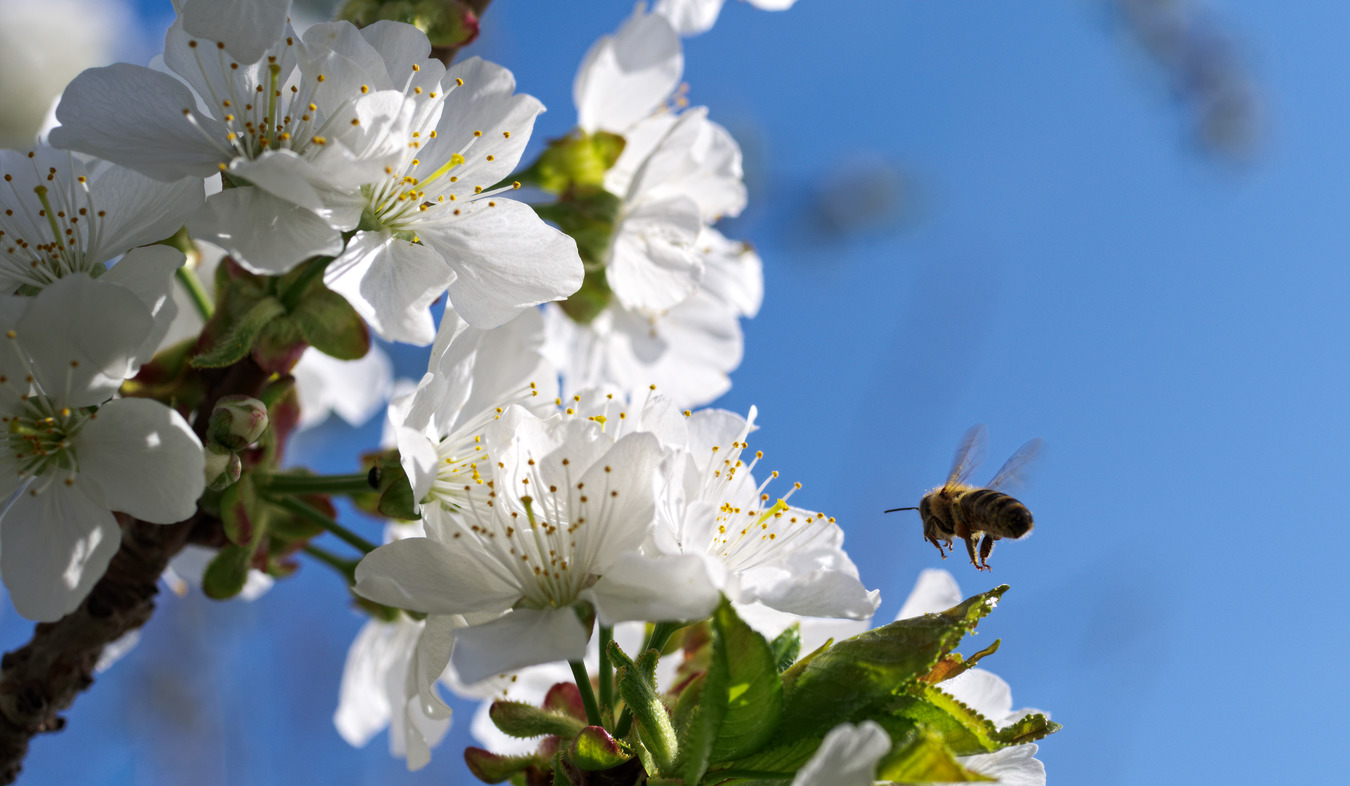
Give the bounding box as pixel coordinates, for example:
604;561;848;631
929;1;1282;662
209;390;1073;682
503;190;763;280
570;660;602;728
598;625;614;718
279;255;333;310
257;472;374;496
268;495;378;554
175;265;214;320
302;543;358;583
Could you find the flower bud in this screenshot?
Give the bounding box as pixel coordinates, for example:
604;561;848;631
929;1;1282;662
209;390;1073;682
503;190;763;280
205;445;242;491
208;395;270;451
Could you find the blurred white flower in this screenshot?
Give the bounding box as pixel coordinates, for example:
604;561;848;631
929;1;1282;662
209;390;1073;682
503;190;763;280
0;0;133;148
293;344;394;431
655;0;798;36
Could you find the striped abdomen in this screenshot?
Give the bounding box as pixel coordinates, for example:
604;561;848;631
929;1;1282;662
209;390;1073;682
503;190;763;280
956;488;1033;539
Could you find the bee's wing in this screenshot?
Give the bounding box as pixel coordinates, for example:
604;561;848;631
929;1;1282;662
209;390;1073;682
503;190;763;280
986;438;1045;493
946;424;988;486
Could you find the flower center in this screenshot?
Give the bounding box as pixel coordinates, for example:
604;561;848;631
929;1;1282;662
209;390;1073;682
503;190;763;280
0;151;106;289
3;395;90;489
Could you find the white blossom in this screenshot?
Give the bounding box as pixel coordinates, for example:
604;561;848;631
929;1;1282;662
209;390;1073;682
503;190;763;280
0;275;204;621
655;0;799;37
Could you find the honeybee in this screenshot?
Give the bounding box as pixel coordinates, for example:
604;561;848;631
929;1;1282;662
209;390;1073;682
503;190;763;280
886;425;1043;571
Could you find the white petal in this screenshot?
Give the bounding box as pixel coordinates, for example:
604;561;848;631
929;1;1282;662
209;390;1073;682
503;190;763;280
790;721;890;786
1;481;121;621
895;568;963;620
653;0;726;36
188;187;343;276
180;0;290;65
425;58;543;186
323;231;452;345
608;195;703;311
585;552;720;625
77;397;204;524
293;345;395;430
961;744;1046;786
334;618;402;747
395;426;439;507
575;9;683;133
450;607;589;685
353;536;523;614
85;168;204;262
50;64;230;181
18;274;152;407
417;199;583;329
101;245;185;370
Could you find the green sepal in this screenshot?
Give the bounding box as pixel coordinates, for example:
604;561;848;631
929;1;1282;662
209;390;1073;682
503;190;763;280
463;746;541;785
376;460;419;521
570;726;631;771
775;585;1007;743
875;726;995;783
202;542;256;600
532;187;623;324
770;623;802;674
489;700;587;741
551;750;574;786
518;132;626;194
291;283;370;361
191;295;285;368
220;474;258;546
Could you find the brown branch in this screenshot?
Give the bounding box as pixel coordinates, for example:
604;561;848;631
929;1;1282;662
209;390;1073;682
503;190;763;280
0;357;268;783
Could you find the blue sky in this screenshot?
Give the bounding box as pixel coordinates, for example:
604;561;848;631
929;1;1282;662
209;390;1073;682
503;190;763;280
2;1;1346;783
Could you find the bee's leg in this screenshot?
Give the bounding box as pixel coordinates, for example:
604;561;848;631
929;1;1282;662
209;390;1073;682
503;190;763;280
927;536;948;559
978;533;997;570
951;511;981;570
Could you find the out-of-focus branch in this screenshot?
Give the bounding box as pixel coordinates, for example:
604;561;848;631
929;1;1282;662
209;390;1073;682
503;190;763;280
0;357;269;784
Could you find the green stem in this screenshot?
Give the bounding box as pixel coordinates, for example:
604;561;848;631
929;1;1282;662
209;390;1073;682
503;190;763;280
175;265;214;320
268;495;378;554
279;255;333;310
302;543;358;583
598;625;614;719
570;660;602;728
258;472;374;496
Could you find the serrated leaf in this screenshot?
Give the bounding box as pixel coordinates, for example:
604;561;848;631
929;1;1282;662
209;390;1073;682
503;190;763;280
202;543;254;600
220;474;257;546
993;713;1061;745
876;727;995;783
570;726;631;771
464;747;541;784
886;684;1002;756
706;735;823;781
770;623;802;674
292;284;370;360
192;295;285;368
775;586;1007;743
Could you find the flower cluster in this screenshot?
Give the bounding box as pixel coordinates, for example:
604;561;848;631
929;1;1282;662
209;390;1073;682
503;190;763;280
0;0;1059;783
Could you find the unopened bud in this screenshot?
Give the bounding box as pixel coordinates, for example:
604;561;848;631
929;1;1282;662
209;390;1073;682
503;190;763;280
208;395;270;451
205;445;242;491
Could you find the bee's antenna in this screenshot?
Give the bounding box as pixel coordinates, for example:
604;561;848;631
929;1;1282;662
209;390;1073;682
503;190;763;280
884;507;919;513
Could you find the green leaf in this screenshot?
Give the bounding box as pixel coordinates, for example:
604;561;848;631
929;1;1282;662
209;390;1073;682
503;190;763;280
706;735;823;782
876;727;995;783
707;599;783;761
291;284;370;360
570;726;631;771
885;684;1002;756
202;543;254;600
220;474;257;546
769;623;802;674
251;315;307;375
993;712;1061;746
463;746;542;784
775;585;1007;743
191;295;285;368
